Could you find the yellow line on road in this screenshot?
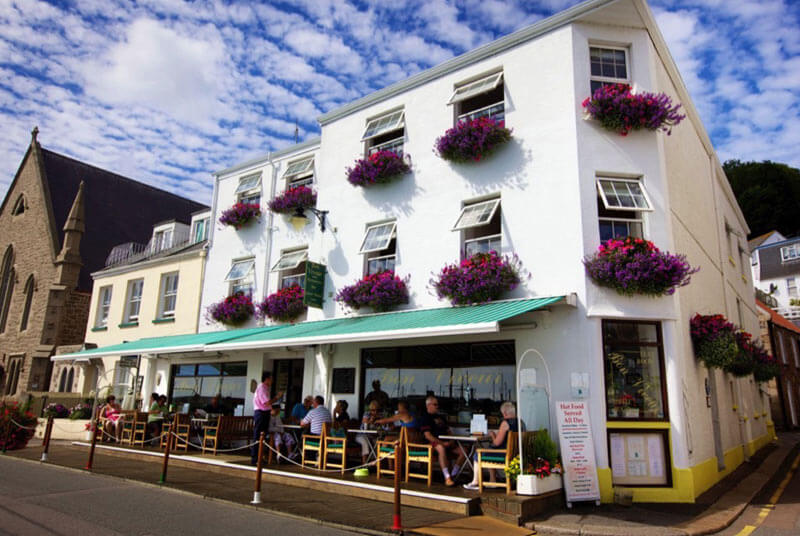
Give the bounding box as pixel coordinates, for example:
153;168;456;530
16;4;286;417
734;451;800;536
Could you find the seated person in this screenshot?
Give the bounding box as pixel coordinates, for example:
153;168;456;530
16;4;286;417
419;396;466;487
331;400;350;437
194;395;224;418
268;405;296;460
300;395;332;435
147;394;168;439
463;401;518;490
373;399;418;431
289;395;313;424
355;401;382;463
99;395;122;442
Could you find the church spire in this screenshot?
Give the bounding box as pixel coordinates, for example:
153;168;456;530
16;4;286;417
54;181;85;286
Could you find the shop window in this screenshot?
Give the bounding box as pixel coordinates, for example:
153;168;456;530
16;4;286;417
225;258;255;296
282;156;315;189
448;71;504;123
453;197;501;259
235;172;262;205
95;286;112;328
169;361;247;414
122;279;144;324
362;109;405;156
603;320;667;420
590;46;629;93
19;275;34;332
271;248;308;289
359;221;397;275
158;272;179;319
597;177;651;242
0;246;15;333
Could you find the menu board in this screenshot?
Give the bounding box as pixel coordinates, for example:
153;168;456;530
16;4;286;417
556;401;600;505
331;368;355;394
304;261;326;309
608;430;670;486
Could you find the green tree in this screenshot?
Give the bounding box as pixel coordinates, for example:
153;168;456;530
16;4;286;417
723;160;800;238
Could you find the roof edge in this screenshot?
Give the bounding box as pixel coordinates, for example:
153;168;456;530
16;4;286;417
213;137;321;178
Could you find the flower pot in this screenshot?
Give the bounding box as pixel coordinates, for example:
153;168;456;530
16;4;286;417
517;473;563;496
623;408;640;418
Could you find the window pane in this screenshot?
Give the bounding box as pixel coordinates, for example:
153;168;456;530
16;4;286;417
175;364;196;377
448;72;503;104
197;363;223;376
222;362;247;376
282;274;305;289
199;376;222;397
360;222;396;253
362;111;405;140
271;249;308;272
453;199;500;230
367;256;396;275
283;157;314;178
239;193;260;205
590;47;627;81
225;260;255;281
465;235;501;257
598;179;651;211
235;173;262;194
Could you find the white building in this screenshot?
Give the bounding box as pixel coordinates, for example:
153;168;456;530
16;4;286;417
750;231;800;324
60;0;769;504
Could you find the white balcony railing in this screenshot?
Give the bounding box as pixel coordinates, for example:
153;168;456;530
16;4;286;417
777;306;800;321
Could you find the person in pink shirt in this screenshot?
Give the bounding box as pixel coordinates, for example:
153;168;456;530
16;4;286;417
251;371;282;465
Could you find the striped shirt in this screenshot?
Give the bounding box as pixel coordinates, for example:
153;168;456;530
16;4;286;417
301;405;332;435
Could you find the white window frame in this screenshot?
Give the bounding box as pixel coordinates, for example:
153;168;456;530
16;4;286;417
452;199;501;231
158;272;179;319
282;157;314;182
589;45;630;90
362;110;405;141
225;259;255;296
270;249;308;272
359;222;397;254
235;173;262;195
448;72;503;105
781;244;800;262
124;279;144;323
788;277;798;298
281;273;306;289
96;286;112;328
597;178;653;212
153;228;173;253
464;233;502;258
368;136;404;156
366;254;396;276
192;218;209;243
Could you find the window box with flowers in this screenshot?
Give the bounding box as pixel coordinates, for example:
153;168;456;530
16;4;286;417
219;202;261;229
690;314;739;369
267;185;317;214
346;150;410;187
207;292;255;326
434;116;512;163
584;237;698;297
431;251;524;306
258;284;306;323
336;271;409;312
582;83;685;136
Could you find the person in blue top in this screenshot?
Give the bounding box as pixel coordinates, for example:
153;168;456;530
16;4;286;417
289;395;312;424
463;401;518;490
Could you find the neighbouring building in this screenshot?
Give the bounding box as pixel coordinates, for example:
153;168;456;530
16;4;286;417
750;231;800;326
0;128;206;398
57;0;768;504
756;300;800;430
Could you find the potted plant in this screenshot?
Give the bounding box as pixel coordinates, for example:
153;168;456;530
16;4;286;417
43;403;70;419
258;284;306;323
434;116;512;162
219;202;261;229
69;401;93;420
517;430;563;495
267;185;317;214
431;251;524;305
0;400;37;451
690;313;739;369
346;150;410;187
207;292;255;326
584;237;698;297
582;83;685;136
335;271;410;312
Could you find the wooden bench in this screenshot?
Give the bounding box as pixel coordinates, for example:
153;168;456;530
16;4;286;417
202;415;253;455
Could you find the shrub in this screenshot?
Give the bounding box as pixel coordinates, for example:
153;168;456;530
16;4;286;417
584;237;698;297
434;116;512;162
582;83;685;136
431;251;523;306
0;400;37;451
346;150;410;187
258;284;306;323
219;202;261;229
336;271;410;312
690;314;739;369
207;292;255;326
44;403;70;419
267;185;317;214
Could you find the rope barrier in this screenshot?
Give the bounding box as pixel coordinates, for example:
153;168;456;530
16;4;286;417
9;418;39;430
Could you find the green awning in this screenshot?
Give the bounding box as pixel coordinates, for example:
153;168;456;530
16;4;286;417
53;296;568;361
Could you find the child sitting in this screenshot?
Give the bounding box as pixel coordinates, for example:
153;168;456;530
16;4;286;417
268;405;296;460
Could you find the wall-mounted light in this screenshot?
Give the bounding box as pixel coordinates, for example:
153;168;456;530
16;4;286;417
290;207;329;232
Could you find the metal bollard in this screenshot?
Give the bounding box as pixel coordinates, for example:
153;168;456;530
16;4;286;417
85;421;99;470
41;416;54;462
392;439;403;532
252;432;266;504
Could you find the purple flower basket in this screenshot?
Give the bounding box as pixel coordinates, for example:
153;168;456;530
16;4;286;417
584;237;697;297
219;202;261;229
582;83;685;136
434;116;512;163
346;150;410;187
206;292;255;326
259;284;306;322
336;271;410;312
431;251;523;306
268;185;317;214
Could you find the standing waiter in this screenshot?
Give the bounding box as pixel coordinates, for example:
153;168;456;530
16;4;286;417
252;371;283;465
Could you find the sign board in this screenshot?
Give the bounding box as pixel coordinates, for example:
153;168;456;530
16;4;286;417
608;430;670;486
556;401;601;506
119;355;139;368
331;368;356;394
304;261;326;309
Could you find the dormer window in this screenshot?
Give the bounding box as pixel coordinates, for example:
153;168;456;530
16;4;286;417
11;195;25;215
362;109;405;156
449;71;504;123
282;156;315;189
271;248;308;289
453;197;501;259
235;172;262;205
359;221;397;275
152;228;173;253
225;258;255;296
782;244;800;263
191;212;211;243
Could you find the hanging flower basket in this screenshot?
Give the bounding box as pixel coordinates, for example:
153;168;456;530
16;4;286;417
690;314;739;369
434;116;512;163
582;83;685;136
207;292;255;326
0;400;37;451
584;237;698;297
219;202;261;229
431;251;523;306
259;284;306;322
726;331;757;376
346;150;410;187
753;343;780;382
268;185;317;214
336;271;410;312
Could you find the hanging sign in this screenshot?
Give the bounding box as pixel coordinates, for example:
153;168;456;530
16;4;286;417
556;401;601;506
304;261;326;309
119;355;138;368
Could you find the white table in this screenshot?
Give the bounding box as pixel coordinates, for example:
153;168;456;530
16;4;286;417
282;424;303;458
348;428;378;462
439;434;492;474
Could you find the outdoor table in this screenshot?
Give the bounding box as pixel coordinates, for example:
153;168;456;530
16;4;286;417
348;428;378;462
282;424;303;459
190;417;208;444
439;433;492;474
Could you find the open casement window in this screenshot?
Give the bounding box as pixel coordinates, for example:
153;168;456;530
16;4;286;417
271;249;308;289
225;259;255;296
363;110;405;156
360;222;397;276
235;172;262;205
449;72;504;123
453;198;502;259
282;156;315;188
95;286;112;328
158;273;179;319
596;178;651;242
123;279;144;323
590;46;629;93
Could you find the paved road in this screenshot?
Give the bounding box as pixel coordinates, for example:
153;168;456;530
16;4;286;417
713;450;800;536
0;456;358;536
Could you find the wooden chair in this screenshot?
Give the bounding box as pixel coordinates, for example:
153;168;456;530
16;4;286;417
377;427;408;480
323;426;348;474
405;428;434;487
476;430;520;494
301;422;330;470
131;411;148;447
119;411;135;444
161;413;191;451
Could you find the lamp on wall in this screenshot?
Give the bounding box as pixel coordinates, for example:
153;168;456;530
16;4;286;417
290;207;329;232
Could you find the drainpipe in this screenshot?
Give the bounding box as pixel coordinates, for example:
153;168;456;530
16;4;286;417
196;172;221;333
260;153;277;318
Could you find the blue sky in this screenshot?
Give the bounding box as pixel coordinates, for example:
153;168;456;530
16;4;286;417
1;0;798;205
